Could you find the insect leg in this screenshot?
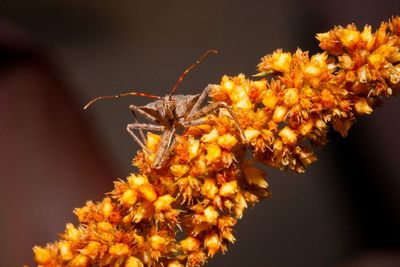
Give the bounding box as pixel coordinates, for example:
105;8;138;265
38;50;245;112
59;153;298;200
129;104;159;123
187;84;212;118
181;117;207;127
152;128;175;169
128;123;164;131
127;124;152;154
129;108;146;142
189;102;247;141
156;137;177;169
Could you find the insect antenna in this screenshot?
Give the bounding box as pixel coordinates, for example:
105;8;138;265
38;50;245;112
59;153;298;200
84;91;161;110
168;49;218;97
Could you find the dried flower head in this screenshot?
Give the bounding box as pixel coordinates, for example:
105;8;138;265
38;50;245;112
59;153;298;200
33;16;400;267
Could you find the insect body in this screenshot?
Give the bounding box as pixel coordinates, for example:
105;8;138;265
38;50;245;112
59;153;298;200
85;50;246;169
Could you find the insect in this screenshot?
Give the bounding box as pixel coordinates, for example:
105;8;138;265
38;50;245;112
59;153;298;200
84;50;246;169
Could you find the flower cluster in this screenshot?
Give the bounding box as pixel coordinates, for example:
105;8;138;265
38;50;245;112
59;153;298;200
33;17;400;266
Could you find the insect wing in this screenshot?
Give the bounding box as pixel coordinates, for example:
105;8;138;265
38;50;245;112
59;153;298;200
173;94;200;118
140;100;164;122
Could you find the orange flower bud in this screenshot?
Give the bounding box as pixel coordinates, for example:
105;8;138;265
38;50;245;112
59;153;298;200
361;25;375;50
205;144;222;164
310;53;328;68
134;201;155;222
168;261;184;267
146;132;161;153
283;88;299;106
33;246;52;265
219;181;238;197
272;105;288;122
121;189;138;206
262;89;278;110
101;197;113;218
201;128;219;143
128;174;148;187
229;85;248;103
139;184;158;202
58;242;74;261
217;133;238;150
109;243;130;256
65;223;80;242
234;193;247;218
125;256;144;267
188;137;200;160
204;206;219;224
368;53;385;69
270;51;292;73
338;53;354;69
149;235;167;251
298;120;314;136
303;64;322;79
97;221;113;232
69;255;89;267
221;76;235;92
354;98;373;114
204;233;221;256
154;194;174;211
170;164;190;177
180;236;201;252
320;89;335;108
201;178;219;199
243;163;268;189
279;127;297;145
337;28;361;49
80;242;101;259
244;128;260;143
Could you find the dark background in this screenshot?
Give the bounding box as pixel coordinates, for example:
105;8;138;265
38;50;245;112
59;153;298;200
0;1;399;266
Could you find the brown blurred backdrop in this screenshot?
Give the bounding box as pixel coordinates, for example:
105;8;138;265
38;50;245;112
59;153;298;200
0;1;399;266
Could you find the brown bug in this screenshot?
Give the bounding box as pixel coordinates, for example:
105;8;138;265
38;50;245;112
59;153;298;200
84;50;246;169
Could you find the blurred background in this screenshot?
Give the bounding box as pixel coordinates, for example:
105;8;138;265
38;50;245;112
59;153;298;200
0;1;399;266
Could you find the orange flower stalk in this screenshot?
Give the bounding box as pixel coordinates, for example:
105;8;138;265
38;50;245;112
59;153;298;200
33;17;400;266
